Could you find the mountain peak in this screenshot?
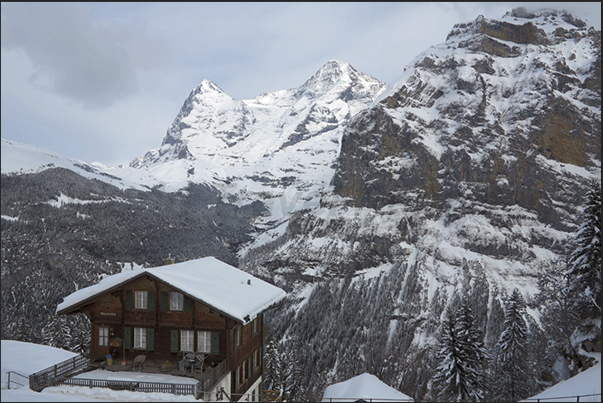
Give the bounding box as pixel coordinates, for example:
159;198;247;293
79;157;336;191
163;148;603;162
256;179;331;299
295;60;383;101
177;79;233;115
309;59;353;83
192;79;228;97
503;7;587;28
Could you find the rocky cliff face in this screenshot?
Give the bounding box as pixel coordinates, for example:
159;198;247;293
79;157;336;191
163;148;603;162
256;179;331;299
241;9;601;400
333;9;600;225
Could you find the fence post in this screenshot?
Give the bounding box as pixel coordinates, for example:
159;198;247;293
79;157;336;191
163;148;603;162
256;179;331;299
576;396;579;402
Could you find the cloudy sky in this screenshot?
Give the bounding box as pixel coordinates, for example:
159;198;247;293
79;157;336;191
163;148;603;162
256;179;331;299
1;2;601;167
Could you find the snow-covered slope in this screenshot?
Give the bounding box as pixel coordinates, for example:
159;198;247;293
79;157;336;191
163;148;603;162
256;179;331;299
130;60;386;221
240;8;601;400
1;138;158;192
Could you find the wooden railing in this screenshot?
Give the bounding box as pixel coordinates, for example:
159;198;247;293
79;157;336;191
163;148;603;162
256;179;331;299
60;377;198;396
28;353;230;399
37;359;229;399
29;354;89;392
196;359;229;399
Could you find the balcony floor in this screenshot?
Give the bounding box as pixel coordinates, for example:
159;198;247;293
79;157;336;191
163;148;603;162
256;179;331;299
85;357;220;382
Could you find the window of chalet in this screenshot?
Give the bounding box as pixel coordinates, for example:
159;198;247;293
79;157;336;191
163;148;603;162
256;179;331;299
198;331;211;353
135;291;148;309
125;327;154;351
126;290;155;310
251;316;260;335
233;324;244;350
252;348;261;371
99;327;109;347
239;363;245;384
181;330;194;352
134;327;146;349
160;291;191;312
170;292;183;311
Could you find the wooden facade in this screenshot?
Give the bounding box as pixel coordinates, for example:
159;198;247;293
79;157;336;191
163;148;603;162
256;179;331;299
59;272;269;397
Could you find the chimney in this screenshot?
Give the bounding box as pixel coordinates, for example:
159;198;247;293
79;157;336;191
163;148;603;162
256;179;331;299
163;253;175;266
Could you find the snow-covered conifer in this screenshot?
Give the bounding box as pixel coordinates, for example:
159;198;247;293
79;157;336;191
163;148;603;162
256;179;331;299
70;326;91;357
433;307;467;401
456;300;490;399
536;259;580;359
15;317;33;343
433;301;489;402
41;314;71;350
493;289;534;401
264;338;305;402
566;179;601;313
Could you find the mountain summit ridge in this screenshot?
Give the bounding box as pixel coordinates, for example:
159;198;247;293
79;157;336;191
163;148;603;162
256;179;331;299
129;60;387;218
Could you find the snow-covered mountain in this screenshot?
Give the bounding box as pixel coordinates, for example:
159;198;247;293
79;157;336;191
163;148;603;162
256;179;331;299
239;8;601;400
1;138;159;192
130;60;386;222
1;7;600;402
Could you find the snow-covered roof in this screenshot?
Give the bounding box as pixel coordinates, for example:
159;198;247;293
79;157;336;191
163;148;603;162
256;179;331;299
56;256;286;323
321;373;414;402
521;358;601;402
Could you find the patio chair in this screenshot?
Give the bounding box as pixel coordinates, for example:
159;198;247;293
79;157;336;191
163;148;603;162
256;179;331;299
194;353;206;373
132;354;146;371
179;353;195;374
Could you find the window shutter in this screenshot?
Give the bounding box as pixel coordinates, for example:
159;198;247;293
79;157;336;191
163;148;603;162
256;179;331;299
124;327;132;350
125;290;133;310
146;328;155;351
183;296;192;312
161;292;168;311
241;325;245;345
148;291;156;311
211;332;220;355
171;329;179;353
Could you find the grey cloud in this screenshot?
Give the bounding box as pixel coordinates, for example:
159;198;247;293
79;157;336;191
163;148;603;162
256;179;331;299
1;2;169;109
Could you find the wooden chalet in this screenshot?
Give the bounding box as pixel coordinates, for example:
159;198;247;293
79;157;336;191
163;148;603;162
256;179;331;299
56;256;286;401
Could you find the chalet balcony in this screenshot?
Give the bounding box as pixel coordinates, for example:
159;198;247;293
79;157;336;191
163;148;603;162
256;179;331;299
86;355;229;393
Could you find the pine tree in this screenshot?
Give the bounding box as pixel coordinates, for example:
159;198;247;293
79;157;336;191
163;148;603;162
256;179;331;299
41;314;72;350
70;326;91;357
264;339;305;402
536;259;580;363
566;179;601;313
493;289;534;401
455;300;490;399
433;303;489;402
15;316;33;343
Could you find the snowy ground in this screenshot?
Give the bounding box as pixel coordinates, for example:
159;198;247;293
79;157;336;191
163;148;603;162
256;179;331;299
2;340;600;402
1;340;200;402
